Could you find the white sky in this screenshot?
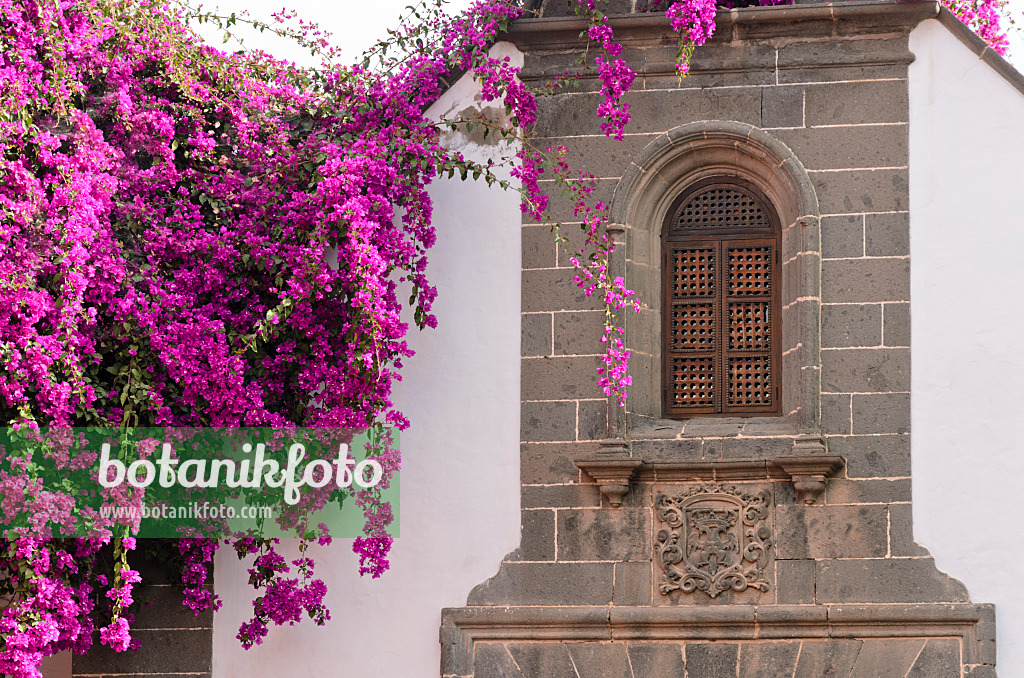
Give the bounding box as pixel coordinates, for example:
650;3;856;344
193;0;1024;71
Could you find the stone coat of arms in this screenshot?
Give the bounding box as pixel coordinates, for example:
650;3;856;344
654;484;773;598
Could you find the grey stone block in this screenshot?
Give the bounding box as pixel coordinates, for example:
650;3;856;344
522;268;604;313
907;639;962;677
821;215;864;259
793;640;863;678
719;436;794;460
822;304;882;348
542;178;617;227
509;509;555;561
507;642;579;678
883;302;911;347
683;419;745;438
849;638;925;677
533;134;658;181
773;125;907;170
810;169;909;214
523;225;557;269
822;258;910;303
852;392;910;434
522;313;552;357
521;441;595;484
815;558;969;604
556;508;650;561
522;356;603;400
577;399;608;441
820;393;852;435
621;88;763;133
889;503;929;557
72;629;211;675
776;505;888;559
776;559;816;604
738;641;801;678
865;212;910;256
613;561;652;607
532;92;605;138
468;562;615;605
822;348;910;393
825;478;912;504
804;80;909;126
128;583;213;630
827;434;911;478
761;85;805;128
631;438;704;462
566;642;632;678
685;643;740;678
626;643;686;676
554;311;606;356
522;483;602;509
522;400;577;443
474;643;525;678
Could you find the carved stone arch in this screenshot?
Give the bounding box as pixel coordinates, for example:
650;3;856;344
607;121;821;436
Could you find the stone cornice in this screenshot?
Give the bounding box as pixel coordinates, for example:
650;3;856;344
507;1;941;50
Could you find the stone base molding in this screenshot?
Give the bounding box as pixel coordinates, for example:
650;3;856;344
441;603;996;678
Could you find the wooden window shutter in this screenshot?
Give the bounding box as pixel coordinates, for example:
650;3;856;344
662;182;781;417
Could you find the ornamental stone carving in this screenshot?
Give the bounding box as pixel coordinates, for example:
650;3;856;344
655;484;773;599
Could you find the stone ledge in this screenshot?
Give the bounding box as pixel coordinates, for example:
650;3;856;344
440;602;995;676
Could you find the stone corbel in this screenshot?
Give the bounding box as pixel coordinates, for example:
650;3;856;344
775;454;845;505
576;439;642;507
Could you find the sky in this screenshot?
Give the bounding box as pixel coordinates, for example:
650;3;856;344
192;0;1024;71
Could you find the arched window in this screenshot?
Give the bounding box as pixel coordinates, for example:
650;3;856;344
662;179;781;417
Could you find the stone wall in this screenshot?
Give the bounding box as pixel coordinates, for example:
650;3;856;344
442;2;996;676
72;547;212;678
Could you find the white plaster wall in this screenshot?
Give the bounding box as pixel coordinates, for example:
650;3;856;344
909;19;1024;674
213;44;523;678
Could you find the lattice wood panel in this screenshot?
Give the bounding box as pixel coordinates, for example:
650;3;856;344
727;302;771;351
671;185;770;232
727;246;772;296
671;302;716;351
670;247;716;298
727;356;773;407
671;357;716;407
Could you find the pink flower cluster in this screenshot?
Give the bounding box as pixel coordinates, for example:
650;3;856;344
352;428;401;578
0;539;105;678
233;534;331;649
588;19;636;140
944;0;1009;55
666;0;718;76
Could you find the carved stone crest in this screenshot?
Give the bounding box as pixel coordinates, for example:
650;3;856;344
654;484;773;599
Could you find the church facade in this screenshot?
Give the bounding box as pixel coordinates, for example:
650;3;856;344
64;1;1024;677
439;2;1022;676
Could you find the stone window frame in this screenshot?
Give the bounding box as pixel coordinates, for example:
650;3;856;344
607;121;822;439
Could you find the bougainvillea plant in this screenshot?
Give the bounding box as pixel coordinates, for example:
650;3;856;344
0;0;1011;674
